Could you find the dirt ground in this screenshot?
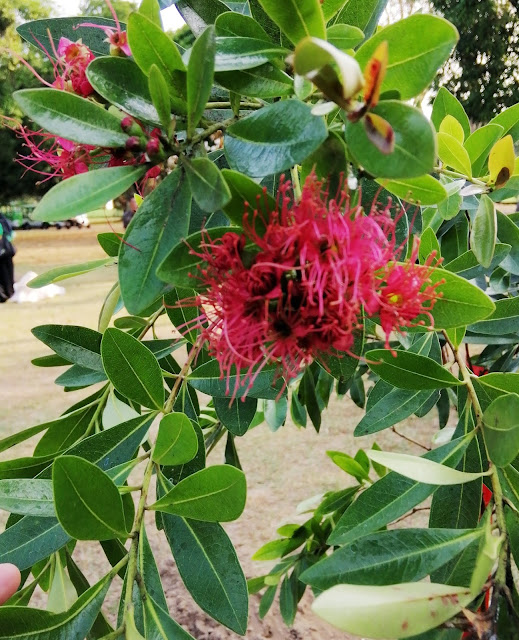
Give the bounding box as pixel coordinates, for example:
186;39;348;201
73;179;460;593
0;223;444;639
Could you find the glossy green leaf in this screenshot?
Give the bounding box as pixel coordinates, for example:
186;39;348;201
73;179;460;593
14;88;128;147
0;573;112;640
221;169;275;230
53;455;128;540
419;268;495;329
464;123;504;177
183;157;231;212
440;115;465;143
444;244;510;280
0;479;54;517
128;11;186;110
32;325;103;371
215;11;271;39
302;527;482;589
99;232;122;256
327;24;364;50
377;175;447;206
212;36;287;71
148;64;172;131
345;101;435;179
489;103;519;143
469;296;519;335
31;165;145;222
34;404;98;457
225;99;328;177
87;56;161;125
119;169;191;314
312;581;474;639
153;413;199;466
101;328;165;409
140;0;163;27
355;15;458;100
366;349;462;390
437;132;472;178
17;17;123;57
216;63;293;98
471;194;496;268
47;552;77;614
143;596;195;640
330;0;387;39
161;511;248;634
187;26;216;138
28;259;112;288
257;0;325;44
214;396;258;436
431;87;471;140
188;359;281;399
366;448;490;485
176;0;229;36
328;436;471;545
496;210;519;275
151;466;246;521
482;393;519;467
158;226;240;289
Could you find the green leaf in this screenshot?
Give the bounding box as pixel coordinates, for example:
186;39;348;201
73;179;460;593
327;24;364;50
188;360;281;399
302;527;482;589
221;169;276;230
355;15;458;100
470;194;496;269
0;573;112;640
328;436;471;545
252;537;306;561
32;325;103;371
101;328;165;409
143;596;195;640
47;552;77;614
17;16;123;57
14;88;128;147
489;103;519;143
365;350;462;390
469;296;519;335
327;451;370;481
34;405;98;457
496;210;519;275
128;12;186;108
377;175;447;206
431;87;471;140
183;157;231;212
215;11;272;39
86;56;161;125
366;447;490;485
31;165;145;222
161;512;248;634
422;268;496;329
225;99;328;177
437;132;472;178
187;26;216;138
157;226;240;289
163;421;206;485
482;393;519;468
28;259;112;288
216;64;293;99
151;465;246;521
257;0;325;44
437;180;463;221
440;115;465;143
464;123;504;177
119;169;191;315
148;64;172;131
345;101;435;179
53;455;128;540
212;36;288;71
214;396;258;436
176;0;229;36
0;479;54;517
312;581;474;639
444;245;510;280
153;413;199;466
330;0;387;39
140;0;163;27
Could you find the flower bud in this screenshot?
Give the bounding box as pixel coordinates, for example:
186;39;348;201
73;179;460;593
146;137;162;157
125;136;142;152
120;116;134;133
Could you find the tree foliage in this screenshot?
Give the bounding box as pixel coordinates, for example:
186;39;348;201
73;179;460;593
78;0;139;21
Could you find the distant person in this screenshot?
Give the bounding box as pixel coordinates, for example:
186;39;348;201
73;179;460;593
0;563;21;604
0;214;16;303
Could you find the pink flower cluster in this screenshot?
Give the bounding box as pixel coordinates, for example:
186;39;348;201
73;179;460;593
185;175;440;398
52;37;95;97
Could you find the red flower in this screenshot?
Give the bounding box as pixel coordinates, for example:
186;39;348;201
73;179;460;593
181;174;440;399
78;1;131;57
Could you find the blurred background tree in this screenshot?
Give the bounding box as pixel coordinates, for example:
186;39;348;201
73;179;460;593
78;0;138;21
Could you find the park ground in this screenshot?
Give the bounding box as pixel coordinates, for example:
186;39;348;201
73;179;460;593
0;222;443;639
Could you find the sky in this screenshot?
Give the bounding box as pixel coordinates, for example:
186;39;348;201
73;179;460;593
53;1;186;31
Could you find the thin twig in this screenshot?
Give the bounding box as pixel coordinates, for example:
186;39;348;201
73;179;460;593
391;426;431;451
393;507;431;525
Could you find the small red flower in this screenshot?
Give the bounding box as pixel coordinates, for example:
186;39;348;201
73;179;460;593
180;174;440;399
78;1;131;57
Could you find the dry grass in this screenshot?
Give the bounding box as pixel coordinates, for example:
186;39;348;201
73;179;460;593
1;224;444;639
